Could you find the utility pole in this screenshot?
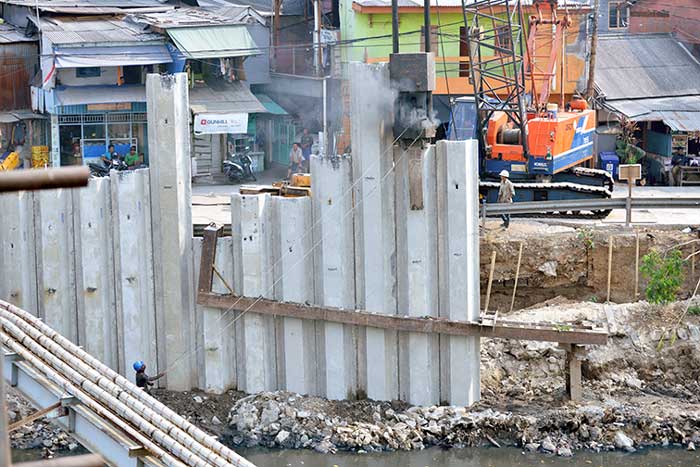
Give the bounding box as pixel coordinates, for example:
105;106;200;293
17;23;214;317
314;0;322;76
391;0;399;53
273;0;281;71
586;0;599;100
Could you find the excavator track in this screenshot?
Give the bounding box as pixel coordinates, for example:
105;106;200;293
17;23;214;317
480;180;614;219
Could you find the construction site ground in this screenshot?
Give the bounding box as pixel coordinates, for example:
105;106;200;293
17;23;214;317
9;221;700;458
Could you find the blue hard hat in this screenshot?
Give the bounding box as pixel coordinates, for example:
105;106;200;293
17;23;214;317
133;360;145;371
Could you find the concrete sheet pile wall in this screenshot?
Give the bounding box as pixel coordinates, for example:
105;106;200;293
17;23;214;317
0;169;178;386
212;139;480;406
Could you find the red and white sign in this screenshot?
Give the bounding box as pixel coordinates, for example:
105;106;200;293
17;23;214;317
194;113;248;135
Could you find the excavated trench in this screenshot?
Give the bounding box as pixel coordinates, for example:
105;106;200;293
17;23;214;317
480;222;700;311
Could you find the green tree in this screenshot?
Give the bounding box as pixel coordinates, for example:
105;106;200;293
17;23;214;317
640;249;685;305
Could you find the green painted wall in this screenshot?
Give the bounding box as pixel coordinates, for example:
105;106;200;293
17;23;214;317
340;2;511;79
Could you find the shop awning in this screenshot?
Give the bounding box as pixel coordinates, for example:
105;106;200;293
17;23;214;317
54;44;173;68
189;81;266;114
254;93;289;115
167;25;258;59
55;85;146;106
0;110;46;122
604;96;700;132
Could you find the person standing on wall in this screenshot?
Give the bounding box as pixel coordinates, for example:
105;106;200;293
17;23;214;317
300;127;313;172
498;170;515;229
287;142;303;180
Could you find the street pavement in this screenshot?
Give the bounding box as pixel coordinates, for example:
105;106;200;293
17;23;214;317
191;174;700;227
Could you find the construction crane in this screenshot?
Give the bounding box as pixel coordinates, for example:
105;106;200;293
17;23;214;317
451;0;613;218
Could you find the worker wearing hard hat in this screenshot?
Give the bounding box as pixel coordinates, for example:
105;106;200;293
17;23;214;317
497;170;515;228
133;360;165;393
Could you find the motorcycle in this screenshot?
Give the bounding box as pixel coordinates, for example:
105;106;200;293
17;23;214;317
88;157;129;178
223;147;257;183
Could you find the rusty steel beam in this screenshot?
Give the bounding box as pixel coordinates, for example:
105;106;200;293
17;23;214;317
197;292;608;345
197;224;223;295
197;222;607;346
0;166;89;193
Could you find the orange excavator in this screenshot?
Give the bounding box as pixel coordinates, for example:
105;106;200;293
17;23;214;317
450;0;613;217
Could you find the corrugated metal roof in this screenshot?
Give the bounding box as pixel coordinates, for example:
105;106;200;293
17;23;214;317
129;8;262;28
197;0;273;16
604;96;700;131
0;23;36;43
596;34;700;100
167;24;258;58
40;16;164;45
189;81;267;114
3;0;166;8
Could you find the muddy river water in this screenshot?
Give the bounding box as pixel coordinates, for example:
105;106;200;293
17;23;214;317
241;447;700;467
13;447;700;466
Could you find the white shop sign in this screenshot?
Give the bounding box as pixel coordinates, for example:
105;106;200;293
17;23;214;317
194;113;248;134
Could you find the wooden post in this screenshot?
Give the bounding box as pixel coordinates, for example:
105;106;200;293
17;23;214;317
484;250;497;312
634;233;640;300
606;235;613;303
510;242;524;313
692;243;696;281
561;343;583;402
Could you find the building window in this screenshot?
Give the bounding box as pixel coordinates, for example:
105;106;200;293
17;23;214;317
495;25;512;53
609;2;629;29
76;67;101;78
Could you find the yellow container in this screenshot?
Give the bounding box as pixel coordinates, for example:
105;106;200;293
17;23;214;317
31;146;49;168
291;173;311;188
0;151;20;171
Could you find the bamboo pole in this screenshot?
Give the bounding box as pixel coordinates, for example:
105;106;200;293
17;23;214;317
634;233;640;300
607;235;614;303
484;250;497;312
510;242;524;313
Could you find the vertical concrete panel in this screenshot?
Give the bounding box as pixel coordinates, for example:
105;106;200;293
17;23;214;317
232;193;276;393
273;196;316;395
436;140;480;406
195;236;237;393
74;178;118;370
111;169;157;379
192;237;207;391
396;145;440;406
147;73;196;390
311;156;357;400
0;192;37;313
34;188;77;342
349;62;399;402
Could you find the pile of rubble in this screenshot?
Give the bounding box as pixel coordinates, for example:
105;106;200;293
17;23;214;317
226;390;700;456
6;390;81;454
225;298;700;455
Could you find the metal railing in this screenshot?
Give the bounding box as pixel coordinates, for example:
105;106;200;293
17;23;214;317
483;197;700;216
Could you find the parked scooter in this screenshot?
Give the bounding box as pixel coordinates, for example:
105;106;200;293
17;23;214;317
223;147;257;183
88;157;129;178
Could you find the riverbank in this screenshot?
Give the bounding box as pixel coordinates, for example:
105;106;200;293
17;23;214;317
150;298;700;457
9;298;700;458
